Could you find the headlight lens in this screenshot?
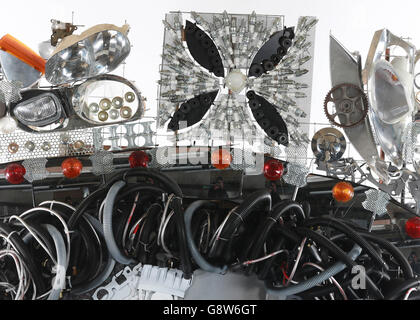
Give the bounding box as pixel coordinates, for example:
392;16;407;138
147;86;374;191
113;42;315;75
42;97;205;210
45;24;130;85
14;93;62;126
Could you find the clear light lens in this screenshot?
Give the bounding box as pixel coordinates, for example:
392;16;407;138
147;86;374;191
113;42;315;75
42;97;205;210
14;93;61;126
45;26;130;85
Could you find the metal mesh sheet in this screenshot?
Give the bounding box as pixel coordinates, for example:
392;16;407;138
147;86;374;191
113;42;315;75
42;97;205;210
0;128;94;164
23;158;48;182
362;189;391;217
89;151;115;176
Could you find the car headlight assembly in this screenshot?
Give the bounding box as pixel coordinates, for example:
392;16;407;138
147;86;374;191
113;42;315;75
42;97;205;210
11;91;65;129
45;24;131;85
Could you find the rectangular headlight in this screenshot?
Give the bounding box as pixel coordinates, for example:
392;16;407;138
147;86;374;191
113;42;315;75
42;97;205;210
14;93;62;126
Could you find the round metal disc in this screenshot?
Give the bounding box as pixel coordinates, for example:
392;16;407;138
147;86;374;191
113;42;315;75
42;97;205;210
311;127;346;162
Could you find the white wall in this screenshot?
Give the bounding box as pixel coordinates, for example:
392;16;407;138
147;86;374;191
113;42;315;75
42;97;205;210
1;0;419;124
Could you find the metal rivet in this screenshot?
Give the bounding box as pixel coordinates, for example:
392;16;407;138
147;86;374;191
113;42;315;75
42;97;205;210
89;102;100;113
8;142;19;154
41;142;51;151
98;111;109;122
99;98;112;111
109;109;119;120
120;106;132;119
73;140;85;151
125;92;135;103
112;97;124;109
25;141;35;152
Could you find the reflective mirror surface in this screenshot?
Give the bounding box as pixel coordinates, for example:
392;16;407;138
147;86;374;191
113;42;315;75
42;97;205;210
45;25;131;85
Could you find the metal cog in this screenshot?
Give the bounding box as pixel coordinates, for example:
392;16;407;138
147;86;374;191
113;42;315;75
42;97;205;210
323;83;369;129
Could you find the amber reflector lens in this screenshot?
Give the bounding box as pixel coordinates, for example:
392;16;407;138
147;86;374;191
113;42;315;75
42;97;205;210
406;217;420;239
264;159;284;181
129;151;150;168
5;163;26;184
211;149;232;170
61;158;83;179
332;181;354;203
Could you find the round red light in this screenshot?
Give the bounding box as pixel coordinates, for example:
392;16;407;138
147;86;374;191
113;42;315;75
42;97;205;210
406;217;420;239
264;159;284;181
129;151;150;168
211;149;232;170
61;158;83;179
332;181;354;203
5;163;26;185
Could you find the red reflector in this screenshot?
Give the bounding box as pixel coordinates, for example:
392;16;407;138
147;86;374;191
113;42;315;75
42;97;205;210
264;159;284;181
61;158;83;179
405;217;420;239
5;163;26;185
129;151;150;168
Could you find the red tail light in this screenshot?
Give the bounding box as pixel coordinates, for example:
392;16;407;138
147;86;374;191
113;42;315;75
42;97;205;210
5;163;26;184
61;158;83;179
264;159;284;181
406;217;420;239
129;151;150;168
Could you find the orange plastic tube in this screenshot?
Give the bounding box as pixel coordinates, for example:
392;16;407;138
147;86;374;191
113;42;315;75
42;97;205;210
0;34;45;74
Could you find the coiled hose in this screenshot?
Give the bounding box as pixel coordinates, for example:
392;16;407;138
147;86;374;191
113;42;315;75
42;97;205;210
70;214;116;295
103;180;136;265
184;200;228;274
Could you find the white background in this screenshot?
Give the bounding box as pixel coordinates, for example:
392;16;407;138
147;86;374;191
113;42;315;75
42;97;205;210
0;0;419;124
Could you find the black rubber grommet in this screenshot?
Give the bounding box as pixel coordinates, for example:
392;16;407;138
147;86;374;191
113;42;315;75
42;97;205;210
254;109;264;120
268;126;279;138
199;95;212;106
208;47;218;56
248;99;261;110
271;54;281;64
185;24;196;34
277;47;286;56
279;37;292;49
201;38;212;48
260;118;271;129
246;90;256;100
194;30;206;40
263;59;274;71
249;64;264;77
189;98;200;108
180;103;191;113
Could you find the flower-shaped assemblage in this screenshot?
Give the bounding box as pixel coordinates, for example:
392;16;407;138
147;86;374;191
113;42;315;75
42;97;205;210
158;11;317;152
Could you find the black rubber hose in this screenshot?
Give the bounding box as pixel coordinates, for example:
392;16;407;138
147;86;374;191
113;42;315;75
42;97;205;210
0;222;46;295
209;190;272;258
135;203;162;263
258;236;286;280
184;200;227;274
385;278;420;300
15;220;57;263
304;216;389;272
246;201;305;272
358;231;414;280
294;227;384;299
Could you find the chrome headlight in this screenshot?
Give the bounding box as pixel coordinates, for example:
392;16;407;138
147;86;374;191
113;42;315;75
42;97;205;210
12;92;63;127
45;24;131;85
